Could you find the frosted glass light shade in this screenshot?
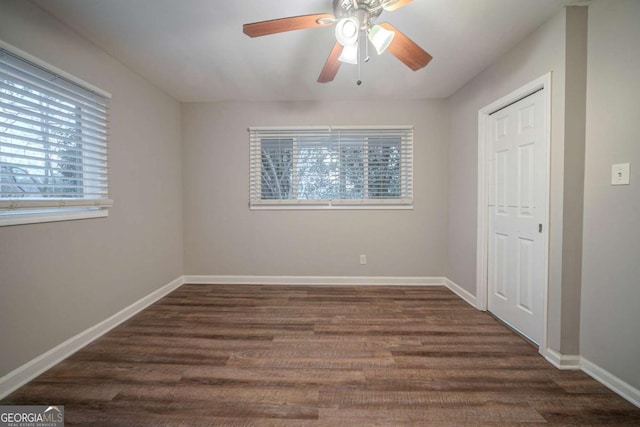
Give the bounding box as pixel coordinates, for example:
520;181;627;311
335;17;359;46
368;24;395;55
338;43;358;64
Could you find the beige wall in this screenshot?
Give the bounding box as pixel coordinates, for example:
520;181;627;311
446;7;587;355
0;0;183;376
560;6;588;357
443;0;640;395
446;7;588;355
581;0;640;391
182;100;448;277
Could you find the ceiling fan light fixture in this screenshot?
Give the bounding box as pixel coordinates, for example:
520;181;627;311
335;17;360;46
338;43;358;64
368;24;395;55
243;0;431;84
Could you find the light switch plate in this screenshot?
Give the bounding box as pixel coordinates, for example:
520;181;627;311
611;163;630;185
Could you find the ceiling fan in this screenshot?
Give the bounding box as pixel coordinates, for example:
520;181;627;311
243;0;432;83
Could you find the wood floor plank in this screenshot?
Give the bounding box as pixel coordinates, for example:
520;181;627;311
2;284;639;426
32;360;184;385
67;411;320;426
179;366;366;387
319;407;547;424
226;351;396;369
111;383;319;405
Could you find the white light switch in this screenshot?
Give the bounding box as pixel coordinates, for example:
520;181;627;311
611;163;630;185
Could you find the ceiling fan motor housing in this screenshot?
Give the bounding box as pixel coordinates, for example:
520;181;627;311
333;0;385;26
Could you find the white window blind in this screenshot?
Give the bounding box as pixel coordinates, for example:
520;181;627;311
0;46;111;224
249;126;413;209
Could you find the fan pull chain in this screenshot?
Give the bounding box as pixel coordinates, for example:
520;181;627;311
364;29;370;63
357;29;364;86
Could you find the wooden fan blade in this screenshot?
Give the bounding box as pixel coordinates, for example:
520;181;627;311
318;42;343;83
243;13;334;37
380;22;432;71
383;0;413;11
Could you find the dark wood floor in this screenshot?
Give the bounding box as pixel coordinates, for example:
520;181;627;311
3;285;640;426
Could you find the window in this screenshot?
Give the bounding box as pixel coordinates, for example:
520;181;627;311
0;45;111;226
249;126;413;209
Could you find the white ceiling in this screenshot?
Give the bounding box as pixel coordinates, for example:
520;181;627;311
34;0;573;102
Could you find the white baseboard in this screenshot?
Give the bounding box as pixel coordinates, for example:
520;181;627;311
443;278;478;308
183;275;446;286
0;276;185;399
539;349;640;408
581;357;640;408
541;348;581;370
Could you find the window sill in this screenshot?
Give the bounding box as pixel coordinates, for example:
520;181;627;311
250;201;414;210
0;207;109;227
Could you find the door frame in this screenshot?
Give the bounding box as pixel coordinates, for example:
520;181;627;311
476;73;552;351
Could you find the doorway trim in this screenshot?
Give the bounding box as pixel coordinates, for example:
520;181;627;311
476;73;552;352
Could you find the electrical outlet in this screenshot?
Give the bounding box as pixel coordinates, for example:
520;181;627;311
359;254;367;265
611;163;630;185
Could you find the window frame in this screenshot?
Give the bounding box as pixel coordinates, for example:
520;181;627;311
0;41;112;227
249;125;414;210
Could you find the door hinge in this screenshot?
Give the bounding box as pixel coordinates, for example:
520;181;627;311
539;224;543;233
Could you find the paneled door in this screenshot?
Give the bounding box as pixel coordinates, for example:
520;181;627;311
487;89;546;343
